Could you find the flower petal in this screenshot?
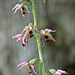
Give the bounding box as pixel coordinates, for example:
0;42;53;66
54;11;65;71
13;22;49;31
32;29;42;35
45;29;56;33
24;5;30;13
31;65;37;74
14;4;22;14
12;34;23;38
54;71;61;75
22;26;28;34
48;34;55;41
57;70;68;74
16;38;21;42
17;62;27;67
12;4;20;10
17;62;30;69
14;8;19;14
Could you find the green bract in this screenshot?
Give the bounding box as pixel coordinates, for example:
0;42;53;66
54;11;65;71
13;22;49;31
49;69;56;74
29;58;39;65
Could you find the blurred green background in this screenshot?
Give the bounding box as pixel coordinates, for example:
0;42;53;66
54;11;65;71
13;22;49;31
0;0;75;75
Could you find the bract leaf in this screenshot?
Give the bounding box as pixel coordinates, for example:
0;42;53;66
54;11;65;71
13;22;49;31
29;58;38;65
28;23;33;27
49;69;56;74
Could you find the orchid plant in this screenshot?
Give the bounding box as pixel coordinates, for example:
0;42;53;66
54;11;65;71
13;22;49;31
12;0;68;75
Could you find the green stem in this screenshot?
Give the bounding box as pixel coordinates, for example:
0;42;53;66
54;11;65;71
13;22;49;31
32;0;45;75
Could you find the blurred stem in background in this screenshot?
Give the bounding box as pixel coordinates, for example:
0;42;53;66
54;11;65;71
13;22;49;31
32;0;45;75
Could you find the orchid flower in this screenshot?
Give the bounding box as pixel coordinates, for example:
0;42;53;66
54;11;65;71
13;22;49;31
22;26;34;38
22;26;42;38
17;61;37;74
53;70;67;75
40;29;56;43
12;33;23;42
12;4;30;16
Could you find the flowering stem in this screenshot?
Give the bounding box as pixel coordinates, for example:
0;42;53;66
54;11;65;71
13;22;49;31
32;0;45;75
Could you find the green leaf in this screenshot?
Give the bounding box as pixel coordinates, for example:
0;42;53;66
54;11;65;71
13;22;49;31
29;58;38;65
39;61;43;75
49;69;56;74
28;23;33;27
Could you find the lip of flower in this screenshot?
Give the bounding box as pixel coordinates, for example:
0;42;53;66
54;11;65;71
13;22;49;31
44;35;50;42
17;61;37;74
28;30;34;38
22;36;28;47
12;34;23;42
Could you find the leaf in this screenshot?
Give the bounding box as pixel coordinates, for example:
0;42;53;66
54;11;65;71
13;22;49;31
39;61;43;75
28;23;33;27
29;58;38;65
49;69;56;74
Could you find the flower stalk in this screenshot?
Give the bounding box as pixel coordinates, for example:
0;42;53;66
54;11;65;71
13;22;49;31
32;0;45;75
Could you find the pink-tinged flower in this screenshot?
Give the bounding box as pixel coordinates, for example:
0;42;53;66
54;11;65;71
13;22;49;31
17;62;37;74
40;29;56;43
22;26;34;38
12;4;30;16
21;26;42;48
12;33;23;42
53;70;67;75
